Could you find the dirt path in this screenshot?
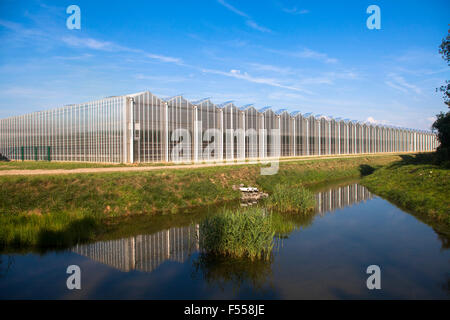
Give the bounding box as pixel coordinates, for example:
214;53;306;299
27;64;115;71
0;153;410;176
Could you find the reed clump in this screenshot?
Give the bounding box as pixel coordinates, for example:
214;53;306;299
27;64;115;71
199;207;274;261
264;184;315;214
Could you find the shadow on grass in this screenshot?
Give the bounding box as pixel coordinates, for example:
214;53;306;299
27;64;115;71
360;153;444;176
389;152;450;169
390;153;437;167
359;164;376;176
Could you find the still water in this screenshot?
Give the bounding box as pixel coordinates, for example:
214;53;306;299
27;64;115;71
1;182;449;299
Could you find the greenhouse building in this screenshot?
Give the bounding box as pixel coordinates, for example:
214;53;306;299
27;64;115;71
0;91;439;164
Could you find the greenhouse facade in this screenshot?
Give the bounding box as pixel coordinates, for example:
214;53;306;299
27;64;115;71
0;91;439;164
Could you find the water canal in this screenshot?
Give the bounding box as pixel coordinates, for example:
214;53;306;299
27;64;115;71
1;181;449;299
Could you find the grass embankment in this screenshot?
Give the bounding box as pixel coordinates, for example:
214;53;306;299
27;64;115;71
0;154;403;249
362;153;450;230
0;160;181;170
0;161;120;170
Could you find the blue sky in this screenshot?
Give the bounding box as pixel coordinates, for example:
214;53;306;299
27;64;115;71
0;0;449;129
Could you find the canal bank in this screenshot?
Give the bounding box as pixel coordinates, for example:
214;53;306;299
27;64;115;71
1;153;448;250
361;153;450;233
0;154;401;250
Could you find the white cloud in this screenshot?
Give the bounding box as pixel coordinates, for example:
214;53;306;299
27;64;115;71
426;116;436;127
250;63;293;75
299;71;359;85
62;35;184;65
269;47;338;64
135;74;189;83
201;68;310;93
217;0;249;18
298;77;334;85
52;54;93;60
294;48;338;64
282;7;309;15
268;91;305;100
62;36;118;51
145;53;183;64
2;18;186;68
0;19;44;37
217;0;272;33
365;117;390;125
249;64;359;86
385;81;408;93
385;73;422;95
246;20;272;33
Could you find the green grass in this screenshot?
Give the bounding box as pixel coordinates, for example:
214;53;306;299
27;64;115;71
0;154;402;215
0;161;121;170
254;155;401;192
0;154;404;249
199;207;275;261
0;160;185;170
264;184;315;214
362;153;450;231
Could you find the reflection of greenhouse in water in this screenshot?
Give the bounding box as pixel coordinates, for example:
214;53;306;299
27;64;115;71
315;183;372;214
73;225;199;272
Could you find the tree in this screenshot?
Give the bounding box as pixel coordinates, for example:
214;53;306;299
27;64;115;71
433;27;450;161
432;112;450;160
437;26;450;108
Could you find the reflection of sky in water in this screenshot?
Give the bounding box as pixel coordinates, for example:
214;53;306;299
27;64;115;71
0;183;449;299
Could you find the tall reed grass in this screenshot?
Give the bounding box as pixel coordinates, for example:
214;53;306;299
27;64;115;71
264;184;315;214
198;207;274;261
